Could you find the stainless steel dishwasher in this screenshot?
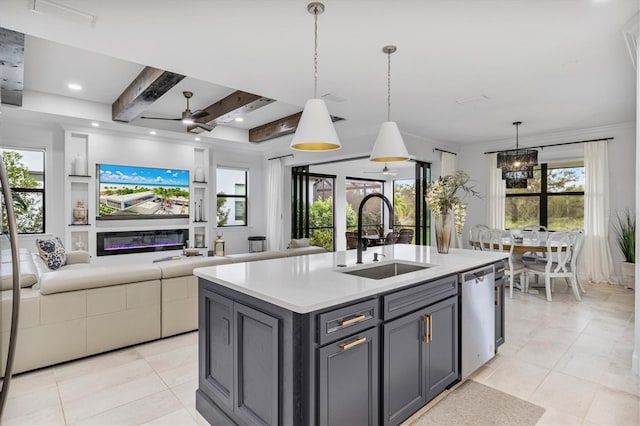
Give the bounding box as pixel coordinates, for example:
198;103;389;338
459;265;495;379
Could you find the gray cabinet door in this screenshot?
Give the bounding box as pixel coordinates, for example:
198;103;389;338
382;308;428;426
233;303;279;426
318;327;379;426
495;277;505;348
425;296;459;401
199;289;234;410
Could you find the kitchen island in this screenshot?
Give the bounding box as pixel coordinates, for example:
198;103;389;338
194;244;508;426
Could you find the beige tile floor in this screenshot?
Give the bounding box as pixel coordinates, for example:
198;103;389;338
2;282;638;425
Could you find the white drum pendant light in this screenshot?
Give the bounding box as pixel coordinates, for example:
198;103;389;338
370;45;409;162
290;2;341;152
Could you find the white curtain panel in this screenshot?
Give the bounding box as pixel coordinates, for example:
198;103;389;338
487;154;505;230
440;152;456;176
266;158;284;251
440;152;458;246
583;141;616;283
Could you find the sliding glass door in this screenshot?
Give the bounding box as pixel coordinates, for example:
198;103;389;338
291;166;336;251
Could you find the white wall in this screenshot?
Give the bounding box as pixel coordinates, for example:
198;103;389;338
0;115;65;250
1;115;267;263
458;122;636;281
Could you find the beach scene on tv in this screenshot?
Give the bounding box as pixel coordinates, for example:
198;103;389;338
98;164;190;217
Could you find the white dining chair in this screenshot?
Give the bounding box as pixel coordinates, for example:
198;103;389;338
469;224;490;250
479;228;528;298
568;229;586;294
525;231;581;302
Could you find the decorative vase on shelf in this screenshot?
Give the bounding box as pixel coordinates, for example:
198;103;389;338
434;212;452;254
72;200;87;225
73;154;87;176
195;167;205;183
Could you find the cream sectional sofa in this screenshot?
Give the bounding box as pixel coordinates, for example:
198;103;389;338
0;246;326;375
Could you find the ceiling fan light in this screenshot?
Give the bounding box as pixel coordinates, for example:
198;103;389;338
370;121;409;162
182;117;194;125
290;98;341;151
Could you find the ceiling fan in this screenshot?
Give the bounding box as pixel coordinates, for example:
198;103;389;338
364;163;398;176
140;91;214;132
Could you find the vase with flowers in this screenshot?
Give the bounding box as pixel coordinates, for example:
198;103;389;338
426;171;480;253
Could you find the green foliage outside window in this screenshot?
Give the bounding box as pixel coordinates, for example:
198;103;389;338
1;150;44;233
506;164;584;231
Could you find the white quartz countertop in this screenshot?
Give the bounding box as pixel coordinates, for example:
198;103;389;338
194;245;509;314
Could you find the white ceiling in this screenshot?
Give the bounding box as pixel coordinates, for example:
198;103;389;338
0;0;637;154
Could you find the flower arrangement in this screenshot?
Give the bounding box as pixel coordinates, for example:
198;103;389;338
426;171;480;235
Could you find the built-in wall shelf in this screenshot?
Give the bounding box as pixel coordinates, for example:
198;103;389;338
65;131;94;257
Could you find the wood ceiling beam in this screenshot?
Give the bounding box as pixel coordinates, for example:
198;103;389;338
111;66;185;122
249;112;344;143
187;90;275;133
0;27;25;107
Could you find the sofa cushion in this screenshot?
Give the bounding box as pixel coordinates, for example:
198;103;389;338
285;246;327;256
39;264;161;295
287;238;310;249
35;237;67;271
157;256;233;279
0;259;39;290
225;251;288;263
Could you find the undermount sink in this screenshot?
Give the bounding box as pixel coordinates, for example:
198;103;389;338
341;262;431;280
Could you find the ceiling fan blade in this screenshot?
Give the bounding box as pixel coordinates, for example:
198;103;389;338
191;110;209;120
194;122;215;132
140;116;181;121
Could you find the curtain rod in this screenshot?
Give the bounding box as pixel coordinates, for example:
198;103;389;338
483;137;614;155
267;153;294;161
433;148;457;155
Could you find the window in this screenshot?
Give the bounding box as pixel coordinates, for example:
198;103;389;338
216;168;247;226
345;178;384;233
393;178;416;229
309;176;335;251
1;148;45;234
505;161;584;231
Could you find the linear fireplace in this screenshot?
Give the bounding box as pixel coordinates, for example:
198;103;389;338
97;229;188;256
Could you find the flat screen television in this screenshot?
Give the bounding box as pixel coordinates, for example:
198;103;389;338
97;163;189;219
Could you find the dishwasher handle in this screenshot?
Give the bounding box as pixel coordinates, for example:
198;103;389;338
460;265;495;283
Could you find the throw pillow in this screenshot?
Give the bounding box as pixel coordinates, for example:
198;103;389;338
36;237;67;271
288;238;310;249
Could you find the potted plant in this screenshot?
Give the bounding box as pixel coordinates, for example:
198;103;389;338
614;210;635;289
425;171;480;253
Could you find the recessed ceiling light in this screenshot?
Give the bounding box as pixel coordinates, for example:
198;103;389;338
67;83;82;91
91;122;100;127
234;117;244;122
194;137;201;141
149;130;157;135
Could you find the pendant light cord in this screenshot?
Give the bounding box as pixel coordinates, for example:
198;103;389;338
387;51;391;121
313;5;319;99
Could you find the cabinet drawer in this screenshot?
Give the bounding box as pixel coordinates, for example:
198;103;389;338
382;275;457;321
318;299;378;346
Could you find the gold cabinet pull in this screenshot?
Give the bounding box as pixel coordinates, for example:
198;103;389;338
422;314;431;343
339;336;367;350
339;314;366;327
428;314;433;342
495;286;500;306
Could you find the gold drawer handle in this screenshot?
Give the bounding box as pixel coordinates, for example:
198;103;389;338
495;286;500;306
339;336;367;351
422;314;432;343
339;314;366;327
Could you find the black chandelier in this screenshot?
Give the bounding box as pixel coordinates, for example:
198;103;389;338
497;121;538;189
